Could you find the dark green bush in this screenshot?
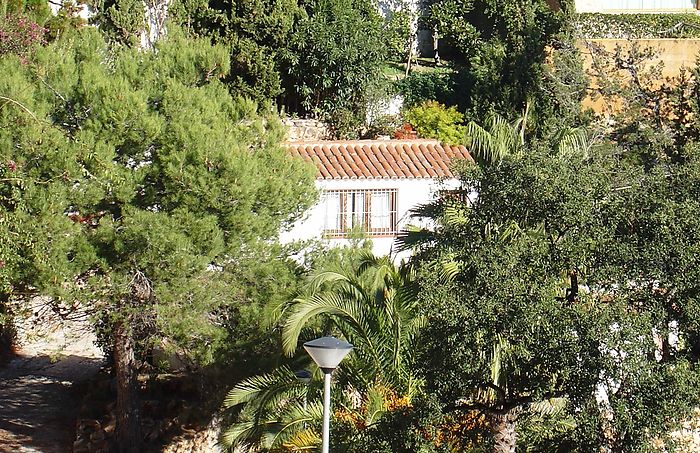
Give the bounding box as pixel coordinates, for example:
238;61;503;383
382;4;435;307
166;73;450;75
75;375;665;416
395;70;458;108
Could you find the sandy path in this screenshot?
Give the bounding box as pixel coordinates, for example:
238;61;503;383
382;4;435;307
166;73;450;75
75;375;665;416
0;302;103;453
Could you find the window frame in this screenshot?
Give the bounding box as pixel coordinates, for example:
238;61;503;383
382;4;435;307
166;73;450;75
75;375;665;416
322;188;398;238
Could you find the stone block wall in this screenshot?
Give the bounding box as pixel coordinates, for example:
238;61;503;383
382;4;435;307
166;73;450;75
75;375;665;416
283;118;332;142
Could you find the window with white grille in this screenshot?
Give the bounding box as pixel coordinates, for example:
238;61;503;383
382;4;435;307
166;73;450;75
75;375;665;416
321;189;397;237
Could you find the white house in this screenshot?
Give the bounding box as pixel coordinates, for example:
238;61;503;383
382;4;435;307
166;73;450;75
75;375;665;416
281;139;472;258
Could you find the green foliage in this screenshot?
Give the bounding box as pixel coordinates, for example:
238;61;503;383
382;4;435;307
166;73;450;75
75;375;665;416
0;0;50;22
516;399;577;451
95;0;389;135
278;250;424;393
0;27;316;367
405;145;700;449
403;101;466;145
223;247;427;451
89;0;145;44
222;366;323;450
333;394;454;453
279;0;388;135
383;7;414;62
422;0;585;135
192;0;305;102
574;13;700;39
395;70;457;108
43;2;87;41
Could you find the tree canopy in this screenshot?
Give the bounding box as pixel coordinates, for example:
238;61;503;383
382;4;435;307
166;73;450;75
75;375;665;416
0;26;316;450
404;146;700;450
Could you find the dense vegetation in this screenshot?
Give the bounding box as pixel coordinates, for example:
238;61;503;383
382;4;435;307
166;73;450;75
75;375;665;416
4;0;700;451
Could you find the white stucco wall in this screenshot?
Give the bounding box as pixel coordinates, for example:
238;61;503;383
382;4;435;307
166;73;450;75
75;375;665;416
575;0;697;12
280;177;462;260
48;0;93;21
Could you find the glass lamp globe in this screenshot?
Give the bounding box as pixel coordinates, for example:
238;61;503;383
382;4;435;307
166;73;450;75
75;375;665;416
303;336;353;371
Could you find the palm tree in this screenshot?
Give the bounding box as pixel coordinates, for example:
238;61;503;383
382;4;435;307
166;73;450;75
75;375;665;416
222;251;426;451
277;251;425;395
222;366;323;451
465;108;591;166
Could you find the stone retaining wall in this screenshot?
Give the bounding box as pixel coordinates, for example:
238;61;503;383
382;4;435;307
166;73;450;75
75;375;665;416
283;118;332;141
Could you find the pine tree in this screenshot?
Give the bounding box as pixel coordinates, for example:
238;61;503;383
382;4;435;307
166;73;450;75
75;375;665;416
0;27;316;450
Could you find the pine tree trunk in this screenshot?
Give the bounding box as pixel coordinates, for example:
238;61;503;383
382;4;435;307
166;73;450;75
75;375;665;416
491;410;517;453
114;320;141;453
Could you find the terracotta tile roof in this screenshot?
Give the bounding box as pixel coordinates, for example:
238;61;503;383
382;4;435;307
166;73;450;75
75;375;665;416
288;139;472;180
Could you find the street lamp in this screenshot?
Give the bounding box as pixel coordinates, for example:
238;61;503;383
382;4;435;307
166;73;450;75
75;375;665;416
294;369;312;411
303;336;353;453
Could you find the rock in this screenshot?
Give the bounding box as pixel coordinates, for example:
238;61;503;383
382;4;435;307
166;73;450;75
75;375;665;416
90;429;105;442
103;418;116;434
83;419;101;430
73;439;89;453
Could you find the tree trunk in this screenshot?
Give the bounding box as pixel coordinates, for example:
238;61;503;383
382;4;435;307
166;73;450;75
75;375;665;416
114;320;141;453
491;410;517;453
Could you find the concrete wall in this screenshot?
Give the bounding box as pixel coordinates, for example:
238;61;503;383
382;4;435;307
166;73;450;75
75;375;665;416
576;38;700;112
577;38;700;77
280;177;462;260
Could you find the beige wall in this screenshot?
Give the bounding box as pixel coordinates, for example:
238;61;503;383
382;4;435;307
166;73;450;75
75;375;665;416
576;38;700;112
577;38;700;76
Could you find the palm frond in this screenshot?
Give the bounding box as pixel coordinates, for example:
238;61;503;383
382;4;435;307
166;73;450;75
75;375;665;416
466;114;526;165
220;420;256;448
529;397;569;417
282;427;321;451
281;292;377;359
394;225;436;252
223;366;301;408
557;128;590;159
266;401;323;449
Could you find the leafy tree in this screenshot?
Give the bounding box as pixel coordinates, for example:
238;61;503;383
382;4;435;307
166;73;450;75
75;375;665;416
421;0;587;135
394;70;458;109
585;41;700;168
403;146;700;451
279;0;388;136
0;27;316;451
382;5;415;64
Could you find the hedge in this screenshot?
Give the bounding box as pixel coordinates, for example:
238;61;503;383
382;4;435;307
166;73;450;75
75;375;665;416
574;13;700;39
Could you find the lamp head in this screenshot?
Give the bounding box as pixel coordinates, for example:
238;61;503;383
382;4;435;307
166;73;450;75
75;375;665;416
294;369;312;384
303;336;353;373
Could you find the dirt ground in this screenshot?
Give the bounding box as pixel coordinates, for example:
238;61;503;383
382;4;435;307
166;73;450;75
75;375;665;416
0;300;103;453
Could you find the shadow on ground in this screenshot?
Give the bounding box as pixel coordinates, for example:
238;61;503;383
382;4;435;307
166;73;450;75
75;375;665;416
0;353;103;453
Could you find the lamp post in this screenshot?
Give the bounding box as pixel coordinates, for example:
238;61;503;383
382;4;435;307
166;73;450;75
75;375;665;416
294;369;312;411
303;336;353;453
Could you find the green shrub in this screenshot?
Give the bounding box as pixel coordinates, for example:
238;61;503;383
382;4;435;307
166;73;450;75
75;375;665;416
395;71;457;108
403;100;466;145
